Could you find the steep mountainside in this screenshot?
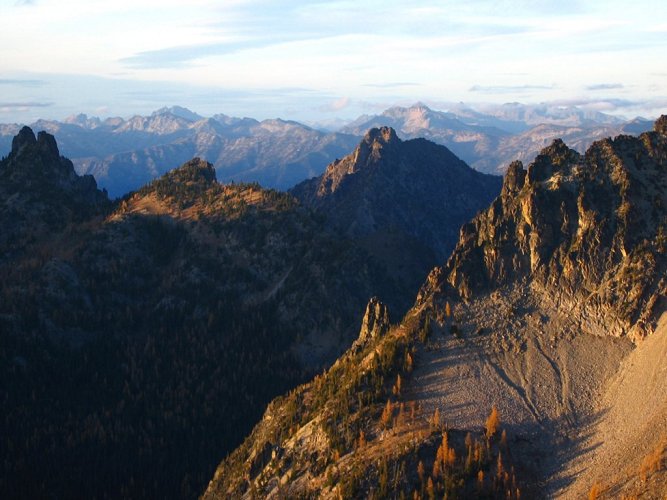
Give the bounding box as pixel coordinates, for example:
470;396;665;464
292;127;502;293
0;109;359;197
204;117;666;499
0;129;403;499
344;104;653;175
423;117;667;341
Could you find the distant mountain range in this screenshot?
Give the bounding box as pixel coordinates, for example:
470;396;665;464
0;107;359;198
342;103;654;174
0;103;653;198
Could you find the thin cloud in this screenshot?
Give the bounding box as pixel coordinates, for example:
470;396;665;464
0;102;53;114
120;42;248;69
363;82;421;89
318;96;350;113
259;87;320;96
0;102;52;108
0;79;45;86
120;33;320;69
585;83;625;91
546;97;640;112
14;0;36;5
551;97;636;107
469;84;555;93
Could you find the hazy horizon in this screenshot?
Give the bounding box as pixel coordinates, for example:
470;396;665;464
1;0;666;123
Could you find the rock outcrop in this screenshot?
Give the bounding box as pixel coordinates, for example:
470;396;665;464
354;297;390;349
420;116;667;341
0;127;110;260
2;126;108;205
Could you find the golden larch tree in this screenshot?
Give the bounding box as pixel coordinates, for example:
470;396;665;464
426;477;435;500
358;430;366;449
588;482;601;500
381;399;393;429
486;405;501;438
446;447;456;468
431;407;441;429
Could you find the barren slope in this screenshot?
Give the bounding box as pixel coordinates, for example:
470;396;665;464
557;312;667;498
406;286;634;496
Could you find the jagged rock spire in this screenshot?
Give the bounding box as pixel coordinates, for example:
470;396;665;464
655;115;667;134
501;160;526;198
11;126;37;156
356;297;390;346
1;126;109;207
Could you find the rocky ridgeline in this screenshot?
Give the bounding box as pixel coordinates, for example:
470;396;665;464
2;126;108;205
420;116;667;341
292;126;501;256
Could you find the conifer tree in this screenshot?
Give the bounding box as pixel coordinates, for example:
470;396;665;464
405;352;414;373
431;407;441;429
381;399;393;429
426;477;435;500
358;430;366;449
486;405;501;439
588;482;601;500
446;447;456;468
477;470;485;493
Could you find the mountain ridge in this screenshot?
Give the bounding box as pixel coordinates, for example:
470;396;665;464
291;126;502;306
292;126;502;261
203;116;667;499
5;125;500;498
0;104;651;199
0;110;360;197
342;103;653;176
419;119;667;341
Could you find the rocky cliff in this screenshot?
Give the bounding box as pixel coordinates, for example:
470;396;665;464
420;118;667;341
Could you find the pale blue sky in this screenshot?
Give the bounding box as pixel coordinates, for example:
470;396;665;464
1;0;666;123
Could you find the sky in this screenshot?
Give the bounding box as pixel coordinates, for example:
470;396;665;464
1;0;666;124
